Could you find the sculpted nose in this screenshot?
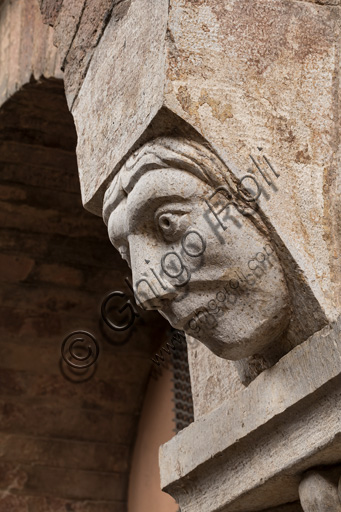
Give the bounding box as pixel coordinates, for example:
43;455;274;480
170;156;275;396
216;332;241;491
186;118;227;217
132;264;178;310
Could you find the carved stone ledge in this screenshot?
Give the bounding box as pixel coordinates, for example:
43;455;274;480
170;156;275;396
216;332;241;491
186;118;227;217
159;317;341;511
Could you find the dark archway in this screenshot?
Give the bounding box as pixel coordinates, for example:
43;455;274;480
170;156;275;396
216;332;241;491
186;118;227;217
0;77;167;511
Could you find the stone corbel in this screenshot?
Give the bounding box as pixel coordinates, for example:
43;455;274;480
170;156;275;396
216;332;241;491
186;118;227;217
36;2;341;511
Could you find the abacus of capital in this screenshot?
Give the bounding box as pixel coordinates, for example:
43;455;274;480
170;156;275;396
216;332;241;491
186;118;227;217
38;0;341;510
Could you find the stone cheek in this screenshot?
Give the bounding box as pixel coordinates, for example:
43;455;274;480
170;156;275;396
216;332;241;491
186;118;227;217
103;138;296;367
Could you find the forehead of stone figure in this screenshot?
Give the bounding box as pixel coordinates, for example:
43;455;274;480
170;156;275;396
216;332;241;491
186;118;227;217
107;168;214;247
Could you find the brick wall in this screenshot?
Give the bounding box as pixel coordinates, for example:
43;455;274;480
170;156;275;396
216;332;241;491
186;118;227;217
0;78;167;511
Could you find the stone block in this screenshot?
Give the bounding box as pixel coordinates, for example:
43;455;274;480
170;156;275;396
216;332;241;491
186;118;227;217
71;0;169;213
160;317;341;511
61;0;132;106
164;0;341;322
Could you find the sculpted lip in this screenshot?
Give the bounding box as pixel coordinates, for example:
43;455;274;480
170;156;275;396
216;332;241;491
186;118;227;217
103;138;294;367
156;260;273;332
156;295;221;330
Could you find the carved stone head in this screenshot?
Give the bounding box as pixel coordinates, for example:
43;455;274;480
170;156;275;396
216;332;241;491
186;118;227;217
103;136;293;360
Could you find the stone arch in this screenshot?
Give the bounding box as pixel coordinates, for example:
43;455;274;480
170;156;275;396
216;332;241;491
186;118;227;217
0;2;196;510
0;0;62;110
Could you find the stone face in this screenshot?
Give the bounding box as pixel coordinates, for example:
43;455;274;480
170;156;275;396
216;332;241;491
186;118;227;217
42;0;340;327
46;0;340;346
103;136;298;366
102;135;333;389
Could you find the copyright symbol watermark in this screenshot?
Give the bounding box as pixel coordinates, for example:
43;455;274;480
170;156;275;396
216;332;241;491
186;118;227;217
61;331;99;369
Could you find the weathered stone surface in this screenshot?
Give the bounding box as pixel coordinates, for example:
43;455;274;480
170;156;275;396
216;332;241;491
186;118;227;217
160;317;341;511
0;0;62;108
52;0;86;65
299;469;341;512
37;0;64;26
71;0;169;213
60;0;132;107
186;335;244;418
164;0;340;325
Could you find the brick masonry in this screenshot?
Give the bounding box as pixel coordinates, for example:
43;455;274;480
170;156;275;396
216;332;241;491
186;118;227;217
0;78;167;511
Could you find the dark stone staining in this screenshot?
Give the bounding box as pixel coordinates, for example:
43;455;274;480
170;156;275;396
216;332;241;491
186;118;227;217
38;0;64;26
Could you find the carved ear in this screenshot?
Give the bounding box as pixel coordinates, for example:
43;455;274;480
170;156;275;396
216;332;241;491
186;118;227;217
299;470;341;512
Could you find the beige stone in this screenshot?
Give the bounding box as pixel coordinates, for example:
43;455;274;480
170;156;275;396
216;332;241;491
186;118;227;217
28;0;341;510
58;0;340;332
164;0;340;324
71;0;169;213
0;0;62;108
299;470;341;512
186;334;244;418
160;317;341;511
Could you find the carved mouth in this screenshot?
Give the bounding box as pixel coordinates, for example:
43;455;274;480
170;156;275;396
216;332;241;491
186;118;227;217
157;299;220;331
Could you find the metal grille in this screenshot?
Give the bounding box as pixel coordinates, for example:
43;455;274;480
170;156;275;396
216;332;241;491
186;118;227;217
171;333;194;433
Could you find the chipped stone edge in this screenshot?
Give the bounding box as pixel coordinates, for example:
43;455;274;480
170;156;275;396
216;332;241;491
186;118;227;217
160;316;341;489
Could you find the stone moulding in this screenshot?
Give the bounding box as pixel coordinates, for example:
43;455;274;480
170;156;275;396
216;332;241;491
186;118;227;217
159;316;341;511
